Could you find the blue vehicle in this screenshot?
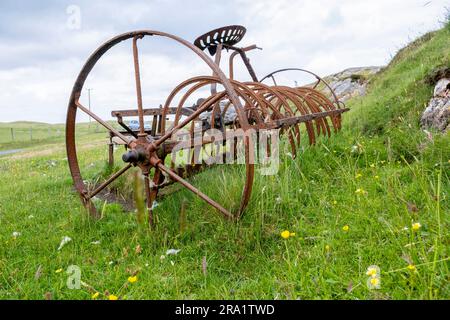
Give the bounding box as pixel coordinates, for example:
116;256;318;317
128;119;151;131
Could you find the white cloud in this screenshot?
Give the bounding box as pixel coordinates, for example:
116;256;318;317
0;0;448;123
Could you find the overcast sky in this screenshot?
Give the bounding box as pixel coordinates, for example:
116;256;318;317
0;0;448;123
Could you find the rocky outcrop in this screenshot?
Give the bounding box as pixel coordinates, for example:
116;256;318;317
420;78;450;132
323;66;383;102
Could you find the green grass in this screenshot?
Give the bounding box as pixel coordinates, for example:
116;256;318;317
0;27;449;300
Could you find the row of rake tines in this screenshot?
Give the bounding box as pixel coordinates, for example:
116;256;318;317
166;78;343;160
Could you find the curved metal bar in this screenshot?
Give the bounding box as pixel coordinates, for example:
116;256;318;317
259;68;342;108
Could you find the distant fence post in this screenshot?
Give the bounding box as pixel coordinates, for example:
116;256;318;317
11;128;15;141
30;127;33;140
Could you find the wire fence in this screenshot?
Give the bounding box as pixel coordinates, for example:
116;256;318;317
0;125;105;144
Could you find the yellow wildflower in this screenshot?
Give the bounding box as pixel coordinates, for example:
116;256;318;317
325;245;331;251
342;225;350;232
355;188;367;195
355;173;363;179
281;231;290;239
55;268;63;273
374;175;380;180
370;163;376;168
370;277;380;286
281;230;295;239
128;276;138;284
407;265;416;272
412;222;422;231
333;200;337;205
108;294;118;300
366;267;378;277
91;292;99;299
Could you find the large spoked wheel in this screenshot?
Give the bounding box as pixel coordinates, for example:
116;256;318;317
66;30;255;225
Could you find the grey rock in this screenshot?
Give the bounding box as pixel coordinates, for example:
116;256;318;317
433;78;450;97
319;66;383;102
420;78;450;132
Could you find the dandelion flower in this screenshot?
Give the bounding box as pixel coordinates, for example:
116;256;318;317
355;173;363;179
355;188;366;195
55;268;63;273
370;277;380;286
281;230;292;239
332;200;337;205
325;245;331;251
407;265;416;272
108;294;118;300
374;176;380;180
366;267;378;277
128;276;138;284
342;225;350;232
91;292;99;299
412;222;422;231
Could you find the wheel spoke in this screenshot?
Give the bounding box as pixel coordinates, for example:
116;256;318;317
86;163;132;199
75;101;132;146
132;36;146;136
157;162;234;219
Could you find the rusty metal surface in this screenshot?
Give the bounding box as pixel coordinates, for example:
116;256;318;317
194;25;246;56
66;26;349;227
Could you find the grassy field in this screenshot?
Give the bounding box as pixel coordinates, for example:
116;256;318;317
0;121;109;152
0;26;449;300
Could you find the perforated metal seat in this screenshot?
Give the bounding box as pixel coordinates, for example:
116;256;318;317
194;25;246;56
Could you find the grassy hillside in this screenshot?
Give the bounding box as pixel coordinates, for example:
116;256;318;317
0;26;448;300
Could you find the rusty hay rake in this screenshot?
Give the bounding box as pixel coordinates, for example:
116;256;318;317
66;25;349;226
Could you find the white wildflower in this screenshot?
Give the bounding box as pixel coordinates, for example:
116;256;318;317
12;231;21;238
57;236;72;251
166;249;181;255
